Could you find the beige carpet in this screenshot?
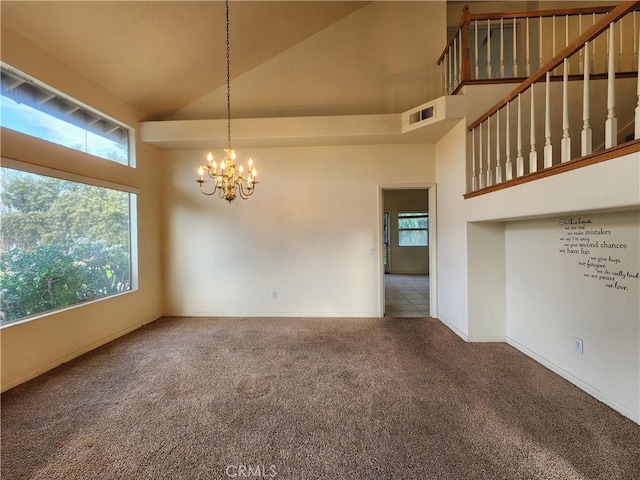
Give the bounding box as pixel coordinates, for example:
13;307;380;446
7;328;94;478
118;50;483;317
2;316;639;479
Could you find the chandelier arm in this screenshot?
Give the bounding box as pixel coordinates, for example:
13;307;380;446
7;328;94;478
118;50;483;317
198;180;220;196
237;182;256;200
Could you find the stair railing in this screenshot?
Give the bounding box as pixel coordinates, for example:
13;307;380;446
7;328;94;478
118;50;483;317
465;1;640;196
438;3;636;95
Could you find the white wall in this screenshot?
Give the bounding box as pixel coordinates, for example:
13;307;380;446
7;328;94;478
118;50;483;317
162;144;435;317
0;29;163;391
505;211;639;421
459;151;638;422
434;120;469;338
467;221;506;341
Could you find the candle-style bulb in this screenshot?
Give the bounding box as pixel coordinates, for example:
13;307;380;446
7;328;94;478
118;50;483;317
207;152;213;164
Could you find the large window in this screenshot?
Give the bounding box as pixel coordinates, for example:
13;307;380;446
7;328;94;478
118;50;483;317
0;167;134;325
0;65;131;165
398;212;429;247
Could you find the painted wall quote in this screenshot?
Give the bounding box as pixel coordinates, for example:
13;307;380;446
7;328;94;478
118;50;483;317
558;216;639;292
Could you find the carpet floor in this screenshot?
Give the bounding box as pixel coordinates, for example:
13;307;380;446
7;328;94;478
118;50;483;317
1;316;639;479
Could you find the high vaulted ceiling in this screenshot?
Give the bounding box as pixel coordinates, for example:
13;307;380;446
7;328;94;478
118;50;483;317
1;1;371;119
1;1;447;122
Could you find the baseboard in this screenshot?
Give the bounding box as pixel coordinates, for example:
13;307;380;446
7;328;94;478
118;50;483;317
506;337;640;425
1;316;161;392
163;311;382;318
435;314;469;342
467;335;506;342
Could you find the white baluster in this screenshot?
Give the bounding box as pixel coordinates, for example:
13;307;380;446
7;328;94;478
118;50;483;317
459;29;463;84
486;116;493;186
487;19;492;79
517;93;524;177
561;58;571;162
529;84;537;173
495;109;502;183
505;101;513;180
453;36;459;88
565;15;569;74
634;12;638;70
471;128;477;191
635;29;640;139
605;22;618;148
448;46;454;94
538;16;543;71
526;17;531;76
619;16;623;72
479;122;485;188
592;13;598;73
441;53;446;96
475;19;480;79
605;19;610;75
582;41;593;156
500;19;505;78
512;18;518;77
544;72;553;168
552;15;556;74
579;14;584;74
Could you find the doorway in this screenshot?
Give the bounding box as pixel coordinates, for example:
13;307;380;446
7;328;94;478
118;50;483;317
379;187;435;318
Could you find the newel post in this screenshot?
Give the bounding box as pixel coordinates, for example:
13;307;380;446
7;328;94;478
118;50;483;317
460;5;472;84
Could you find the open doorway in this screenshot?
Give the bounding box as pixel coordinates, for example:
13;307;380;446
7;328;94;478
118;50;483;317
380;188;433;318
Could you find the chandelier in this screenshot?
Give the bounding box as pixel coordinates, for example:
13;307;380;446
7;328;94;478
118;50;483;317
197;0;257;203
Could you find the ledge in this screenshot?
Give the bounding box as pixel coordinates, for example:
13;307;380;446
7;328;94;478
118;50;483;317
464;139;640;199
140;96;465;149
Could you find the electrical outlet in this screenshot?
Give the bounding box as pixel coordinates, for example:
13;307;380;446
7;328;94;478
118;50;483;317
272;291;277;300
574;337;584;354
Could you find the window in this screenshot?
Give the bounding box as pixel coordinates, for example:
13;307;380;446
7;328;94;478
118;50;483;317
0;65;131;165
0;167;134;325
398;212;428;247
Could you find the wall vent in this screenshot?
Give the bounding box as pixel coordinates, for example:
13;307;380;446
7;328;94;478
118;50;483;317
408;106;435;125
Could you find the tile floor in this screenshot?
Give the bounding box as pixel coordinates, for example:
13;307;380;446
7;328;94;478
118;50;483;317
384;274;430;317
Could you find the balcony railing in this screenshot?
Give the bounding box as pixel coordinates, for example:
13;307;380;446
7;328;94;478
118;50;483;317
439;3;638;95
464;1;640;197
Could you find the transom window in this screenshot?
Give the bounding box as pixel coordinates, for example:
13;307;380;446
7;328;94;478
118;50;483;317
398;212;429;247
0;64;131;165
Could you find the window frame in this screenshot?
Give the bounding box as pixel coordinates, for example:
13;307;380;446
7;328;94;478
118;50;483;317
397;211;429;247
0;159;140;327
1;63;135;167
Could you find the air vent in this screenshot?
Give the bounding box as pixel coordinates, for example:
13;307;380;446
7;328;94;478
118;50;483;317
409;106;435;125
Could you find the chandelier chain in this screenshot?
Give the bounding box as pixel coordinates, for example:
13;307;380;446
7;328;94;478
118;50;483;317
226;0;231;150
196;0;258;203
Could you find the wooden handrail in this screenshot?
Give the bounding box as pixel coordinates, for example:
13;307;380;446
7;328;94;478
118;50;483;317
469;5;615;22
438;5;469;65
438;4;620;66
467;0;640;131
